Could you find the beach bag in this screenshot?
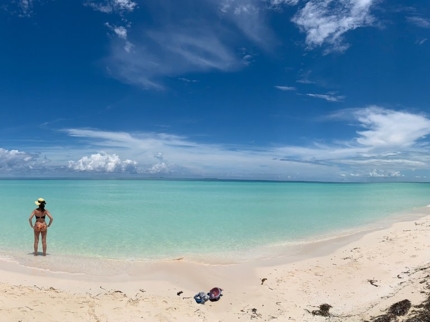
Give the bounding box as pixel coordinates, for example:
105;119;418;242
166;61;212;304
208;287;223;302
194;292;209;304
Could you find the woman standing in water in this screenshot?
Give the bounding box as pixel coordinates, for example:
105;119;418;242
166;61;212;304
29;198;53;256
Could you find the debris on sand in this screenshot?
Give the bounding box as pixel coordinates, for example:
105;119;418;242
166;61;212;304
368;279;379;287
311;303;332;317
370;294;430;321
405;294;430;322
388;299;411;316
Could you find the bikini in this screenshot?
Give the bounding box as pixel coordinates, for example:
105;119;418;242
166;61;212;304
36;214;46;219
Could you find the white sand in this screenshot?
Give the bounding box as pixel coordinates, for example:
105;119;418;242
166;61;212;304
1;212;429;321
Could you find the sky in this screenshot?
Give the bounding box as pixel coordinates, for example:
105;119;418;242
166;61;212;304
1;0;430;181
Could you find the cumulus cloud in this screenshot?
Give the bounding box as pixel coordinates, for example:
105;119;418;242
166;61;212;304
368;169;402;177
292;0;377;52
0;148;47;171
146;162;171;174
68;152;138;173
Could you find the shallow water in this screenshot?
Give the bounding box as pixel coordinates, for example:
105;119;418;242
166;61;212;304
1;180;429;273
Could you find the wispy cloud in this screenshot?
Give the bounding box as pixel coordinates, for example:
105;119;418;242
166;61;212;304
4;0;39;17
268;0;299;6
292;0;377;53
306;93;345;102
275;85;296;91
5;107;430;180
416;38;428;45
18;0;33;16
60;107;430;179
100;0;286;88
353;106;430;148
85;0;137;14
105;23;128;39
407;16;430;28
217;0;276;48
296;70;314;84
106;27;241;89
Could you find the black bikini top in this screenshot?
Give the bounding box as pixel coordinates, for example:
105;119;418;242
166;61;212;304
36;215;46;219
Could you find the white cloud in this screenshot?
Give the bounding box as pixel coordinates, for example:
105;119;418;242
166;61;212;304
5;107;430;181
58;106;430;180
306;93;345;102
85;0;137;13
407;16;430;28
105;23;133;52
417;38;428;45
368;169;402;178
6;0;40;17
101;0;281;88
19;0;33;16
273;107;430;177
0;148;47;171
147;162;171;174
275;85;296;91
292;0;377;52
106;27;241;89
105;23;128;39
269;0;299;6
68;152;138;173
353;107;430;148
217;0;275;47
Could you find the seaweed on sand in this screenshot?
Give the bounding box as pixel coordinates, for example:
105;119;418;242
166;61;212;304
388;299;411;316
311;304;332;317
370;299;412;322
405;293;430;322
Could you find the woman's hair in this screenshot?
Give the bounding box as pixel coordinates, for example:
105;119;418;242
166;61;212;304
39;202;46;209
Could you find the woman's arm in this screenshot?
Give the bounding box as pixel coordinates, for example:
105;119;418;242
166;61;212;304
29;210;35;228
45;210;53;227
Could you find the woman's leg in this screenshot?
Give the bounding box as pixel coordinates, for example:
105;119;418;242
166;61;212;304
41;230;48;256
34;229;40;255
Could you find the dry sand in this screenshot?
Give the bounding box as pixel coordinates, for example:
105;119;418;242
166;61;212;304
1;212;429;321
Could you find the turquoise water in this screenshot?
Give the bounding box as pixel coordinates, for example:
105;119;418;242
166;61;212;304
1;180;430;273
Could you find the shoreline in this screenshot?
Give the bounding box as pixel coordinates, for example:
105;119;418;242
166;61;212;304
1;204;428;275
1;211;430;321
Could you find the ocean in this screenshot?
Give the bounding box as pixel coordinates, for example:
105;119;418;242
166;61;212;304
1;180;429;275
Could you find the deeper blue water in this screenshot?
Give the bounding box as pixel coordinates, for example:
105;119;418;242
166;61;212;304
0;180;429;273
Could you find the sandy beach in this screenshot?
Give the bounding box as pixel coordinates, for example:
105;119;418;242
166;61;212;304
1;211;429;322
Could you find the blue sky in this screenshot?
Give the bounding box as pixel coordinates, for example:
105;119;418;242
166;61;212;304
1;0;430;181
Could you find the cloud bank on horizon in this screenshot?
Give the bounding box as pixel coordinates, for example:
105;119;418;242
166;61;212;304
1;0;430;181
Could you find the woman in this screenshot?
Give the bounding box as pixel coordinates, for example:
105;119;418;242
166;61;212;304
29;198;53;256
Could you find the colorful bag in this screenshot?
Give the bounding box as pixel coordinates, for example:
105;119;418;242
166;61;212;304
208;287;223;302
194;292;209;304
